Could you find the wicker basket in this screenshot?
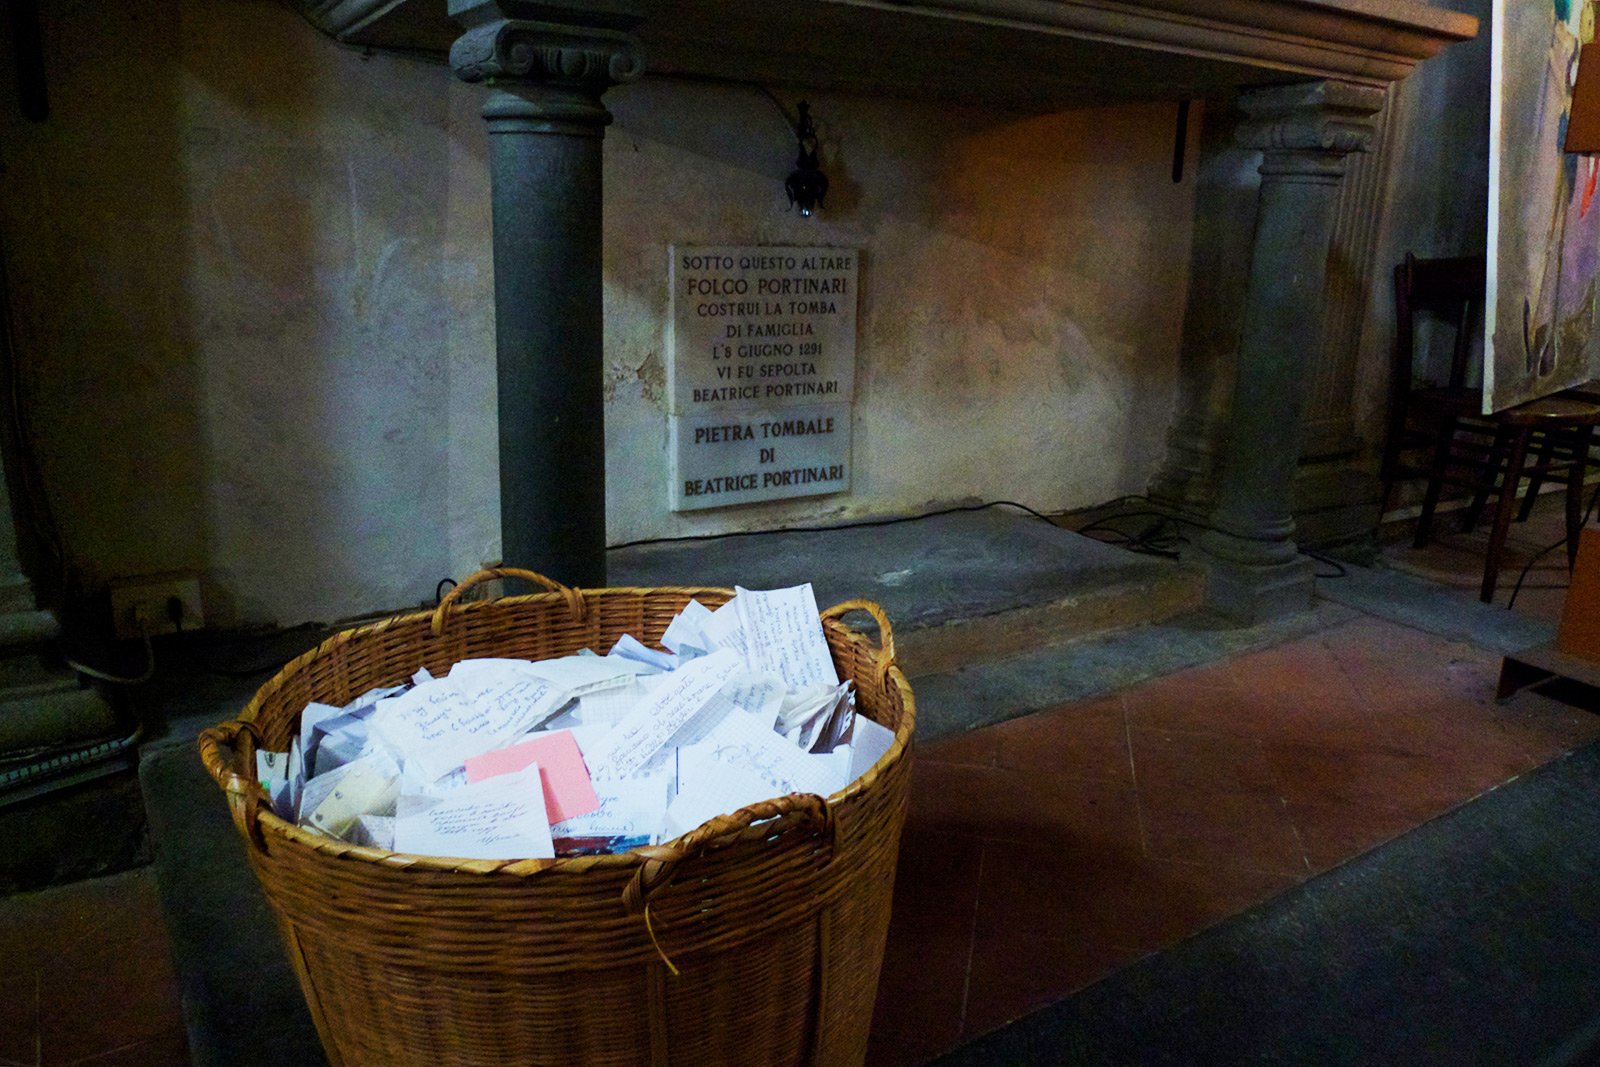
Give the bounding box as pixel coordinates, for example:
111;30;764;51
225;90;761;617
198;568;915;1067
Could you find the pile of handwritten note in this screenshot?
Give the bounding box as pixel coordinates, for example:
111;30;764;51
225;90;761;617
253;584;895;861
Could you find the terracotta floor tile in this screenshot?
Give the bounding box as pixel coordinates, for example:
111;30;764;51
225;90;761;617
1122;683;1266;740
1128;728;1280;795
1137;790;1308;877
37;907;184;1067
971;838;1158;949
907;761;1142;850
0;972;39;1067
1226;640;1361;702
1286;797;1446;874
920;727;998;769
1127;858;1301;950
1155;661;1242;692
1492;692;1600;763
872;831;984;1053
960;930;1137;1042
1261;742;1477;822
60;1030;189;1067
989;697;1130;782
866;1024;961;1067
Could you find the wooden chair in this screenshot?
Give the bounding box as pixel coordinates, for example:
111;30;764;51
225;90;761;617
1382;252;1600;603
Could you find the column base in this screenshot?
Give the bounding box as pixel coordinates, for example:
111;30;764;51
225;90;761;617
1198;552;1317;624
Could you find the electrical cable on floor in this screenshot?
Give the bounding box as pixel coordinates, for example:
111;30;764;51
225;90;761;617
606;499;1065;552
1071;504;1352;577
63;631;154;686
1506;480;1600;610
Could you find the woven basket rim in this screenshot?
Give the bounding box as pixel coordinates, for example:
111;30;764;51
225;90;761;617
210;584;916;878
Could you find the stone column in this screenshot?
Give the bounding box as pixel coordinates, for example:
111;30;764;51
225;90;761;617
449;2;643;587
1196;80;1385;622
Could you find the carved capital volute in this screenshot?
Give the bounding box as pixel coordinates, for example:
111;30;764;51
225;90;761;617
1235;80;1386;157
450;18;644;92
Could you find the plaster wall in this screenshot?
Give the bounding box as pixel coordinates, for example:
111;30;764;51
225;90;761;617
1353;0;1492;446
1;0;1195;627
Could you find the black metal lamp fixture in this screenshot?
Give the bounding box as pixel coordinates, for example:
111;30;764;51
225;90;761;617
784;101;828;217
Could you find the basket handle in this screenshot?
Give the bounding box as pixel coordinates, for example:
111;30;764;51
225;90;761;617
819;598;897;689
622;791;836;915
431;567;586;636
197;719;270;851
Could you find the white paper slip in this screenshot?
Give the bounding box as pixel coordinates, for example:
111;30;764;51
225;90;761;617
342;684;406;715
665;715;841;836
847;716;896;781
777;681;846;734
660;599;716;657
551;770;670;840
662;761;780;840
371;675;569;781
446;658;544;683
734;584;839;691
297;758;355;825
349;814;394;851
286;738;304;819
303;751;401;839
413;666;436;685
311;726;371;780
608;634;679;673
257;750;295;819
722;671;787;729
808;686;856;754
519;654;642;697
299;702;346;769
703;598;750;660
680;710;843;801
394;762;554;860
587;648;744;780
399;762;471;797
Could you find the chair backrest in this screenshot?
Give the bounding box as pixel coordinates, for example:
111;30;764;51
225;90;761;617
1393;252;1487;391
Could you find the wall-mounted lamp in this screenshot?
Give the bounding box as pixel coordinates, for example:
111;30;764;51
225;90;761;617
784;101;829;217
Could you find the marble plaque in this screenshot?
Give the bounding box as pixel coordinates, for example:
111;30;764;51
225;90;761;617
669;404;851;512
668;245;859;510
668;245;858;416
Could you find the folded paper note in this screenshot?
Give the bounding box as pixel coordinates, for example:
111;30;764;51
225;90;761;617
586;648;744;780
394;762;554;861
463;728;601;825
735;584;839;691
373;675;568;781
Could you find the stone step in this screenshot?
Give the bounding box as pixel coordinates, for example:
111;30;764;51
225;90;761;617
0;608;59;652
611;508;1206;678
0;683;119;753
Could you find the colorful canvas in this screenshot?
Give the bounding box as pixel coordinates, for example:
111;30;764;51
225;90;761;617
1489;0;1600;411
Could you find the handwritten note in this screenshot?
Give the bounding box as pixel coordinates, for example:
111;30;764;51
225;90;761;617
463;729;600;824
722;671;787;729
551;770;670;840
734;584;839;691
519;655;641;697
394;763;554;860
587;648;743;780
372;674;568;780
664;712;844;837
704;599;750;660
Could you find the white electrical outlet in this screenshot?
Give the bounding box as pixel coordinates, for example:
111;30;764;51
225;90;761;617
109;575;205;639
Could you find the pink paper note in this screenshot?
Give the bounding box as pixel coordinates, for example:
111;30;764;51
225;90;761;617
463;730;601;825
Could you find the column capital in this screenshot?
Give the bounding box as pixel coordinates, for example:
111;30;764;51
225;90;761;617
1235;80;1386;157
449;15;644;92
